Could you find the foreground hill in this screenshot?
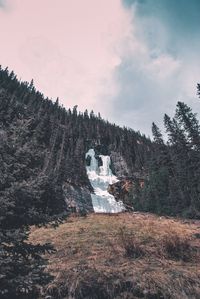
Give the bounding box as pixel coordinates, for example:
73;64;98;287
30;213;200;299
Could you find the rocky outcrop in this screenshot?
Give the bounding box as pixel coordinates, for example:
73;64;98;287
63;150;146;214
110;151;131;177
63;183;94;213
108;177;145;210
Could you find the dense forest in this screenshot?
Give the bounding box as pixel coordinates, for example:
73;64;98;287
132;89;200;219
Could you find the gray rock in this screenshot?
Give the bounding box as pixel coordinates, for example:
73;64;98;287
110;151;131;177
63;183;94;213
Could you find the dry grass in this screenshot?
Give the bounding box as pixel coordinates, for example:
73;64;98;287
29;213;200;299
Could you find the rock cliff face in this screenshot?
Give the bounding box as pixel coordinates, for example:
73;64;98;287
63;148;146;213
63;183;94;213
0;67;152;216
108;178;142;210
110;151;131;177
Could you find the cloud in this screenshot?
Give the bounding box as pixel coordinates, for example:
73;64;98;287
107;0;200;136
0;0;6;8
122;0;200;56
0;0;199;137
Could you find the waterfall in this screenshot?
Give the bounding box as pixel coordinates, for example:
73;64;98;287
85;149;125;213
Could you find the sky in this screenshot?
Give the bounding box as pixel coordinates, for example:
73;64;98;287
0;0;200;136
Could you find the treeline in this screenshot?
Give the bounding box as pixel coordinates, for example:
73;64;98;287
0;66;151;298
133;91;200;218
0;66;151;186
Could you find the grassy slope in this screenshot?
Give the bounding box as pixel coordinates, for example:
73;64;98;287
30;213;200;299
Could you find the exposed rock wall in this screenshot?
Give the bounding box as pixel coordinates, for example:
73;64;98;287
63;150;145;213
63;183;94;213
108;177;145;210
110;151;131;177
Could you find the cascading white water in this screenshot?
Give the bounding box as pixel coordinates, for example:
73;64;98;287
85;149;125;213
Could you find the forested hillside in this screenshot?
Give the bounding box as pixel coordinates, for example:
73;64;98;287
132;92;200;219
1;66;200;219
0;66;152;211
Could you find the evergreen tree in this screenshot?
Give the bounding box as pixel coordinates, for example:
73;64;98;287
152;122;164;145
135;106;200;218
0;136;55;299
142;123;171;213
197;83;200;98
164;113;192;209
175;101;200;150
174;102;200;214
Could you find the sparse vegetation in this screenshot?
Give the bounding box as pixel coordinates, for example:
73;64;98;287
161;231;194;261
117;227;145;258
30;213;200;299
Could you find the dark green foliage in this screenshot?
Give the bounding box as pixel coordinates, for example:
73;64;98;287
152;122;164;145
134;122;172;214
0;228;54;299
175;101;200;150
197;83;200;98
0;67;67;298
136;96;200;218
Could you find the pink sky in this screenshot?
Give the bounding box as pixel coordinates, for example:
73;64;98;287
0;0;131;115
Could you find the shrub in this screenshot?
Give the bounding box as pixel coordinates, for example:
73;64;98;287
118;227;144;259
161;233;194;261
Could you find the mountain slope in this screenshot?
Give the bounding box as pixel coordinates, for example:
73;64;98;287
0;66;152;213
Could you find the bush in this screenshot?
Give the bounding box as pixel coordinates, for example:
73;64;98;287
118;227;144;259
161;233;194;261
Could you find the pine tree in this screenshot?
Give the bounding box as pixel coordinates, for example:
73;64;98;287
143;123;171;213
164;113;192;209
197;83;200;98
0;136;55;299
175;102;200;215
175;101;200;150
152;122;164;145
